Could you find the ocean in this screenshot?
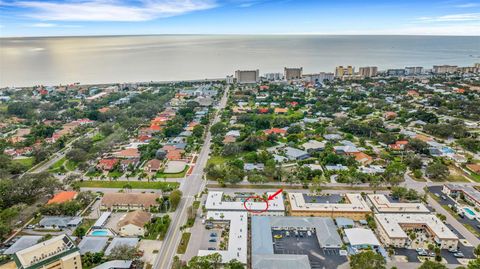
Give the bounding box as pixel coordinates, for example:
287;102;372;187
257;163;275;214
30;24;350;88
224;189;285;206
0;35;479;87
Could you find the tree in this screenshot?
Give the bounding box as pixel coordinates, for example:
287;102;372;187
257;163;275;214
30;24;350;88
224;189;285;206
74;226;87;239
474;245;480;258
418;260;447;269
426;162;449;181
107;244;137;260
66;148;88;163
192;125;205;138
169;190;183;211
210;123;226;136
467;258;480;269
349;250;385;269
224;259;245;269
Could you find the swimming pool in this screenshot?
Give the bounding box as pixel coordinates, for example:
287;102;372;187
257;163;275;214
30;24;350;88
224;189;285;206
89;229;115;237
462;207;478;220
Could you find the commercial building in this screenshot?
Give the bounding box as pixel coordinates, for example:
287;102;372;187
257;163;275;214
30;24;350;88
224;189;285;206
433;65;458;74
405;66;423;75
13;234;81;269
375;214;458;249
344;228;380;250
335;66;354;78
284;67;303;80
302;72;335;83
366;194;430;214
287;193;371;220
387;69;406;76
100;193;160;211
251;216;343;269
198;211;247;264
264;72;283;81
235;70;260;84
358;66;378;77
205;191;285;216
443;184;480;208
226;75;234;84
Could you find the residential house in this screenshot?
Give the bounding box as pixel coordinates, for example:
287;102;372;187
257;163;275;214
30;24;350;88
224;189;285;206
101;193;160;211
284;147;310;161
117;210;151;237
97;158;119;171
302;140;325;153
144;159;162;173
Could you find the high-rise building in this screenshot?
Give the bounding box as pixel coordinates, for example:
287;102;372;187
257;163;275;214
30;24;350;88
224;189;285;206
433;65;458;74
387;69;406;76
284;67;303;80
358;66;378;77
475;63;480;69
335;66;354;78
404;66;423;76
302;72;335;83
226;75;234;84
264;72;283;81
235;70;260;84
13;235;81;269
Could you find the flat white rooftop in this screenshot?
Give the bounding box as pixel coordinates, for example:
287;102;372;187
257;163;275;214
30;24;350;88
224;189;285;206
205;191;285;214
198;211;247;264
375;213;458;240
367;194;430;213
344;228;380;246
288;193;371;213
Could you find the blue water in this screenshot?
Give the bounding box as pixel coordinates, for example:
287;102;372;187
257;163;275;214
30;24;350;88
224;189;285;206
1;35;479;87
91;230;109;236
464;208;476;216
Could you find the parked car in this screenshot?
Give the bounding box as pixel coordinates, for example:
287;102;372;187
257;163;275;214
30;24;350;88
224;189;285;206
416;248;424;253
209;239;217;242
458;212;465;218
454;252;465;258
429;252;436;257
307;230;312;237
273;234;283;239
207;247;216;250
285;231;290;237
441;195;447;200
448;248;458;253
210;233;217;237
418;251;428;256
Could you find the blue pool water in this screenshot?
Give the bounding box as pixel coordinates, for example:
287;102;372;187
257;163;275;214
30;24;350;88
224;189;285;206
91;230;109;236
464;208;476;216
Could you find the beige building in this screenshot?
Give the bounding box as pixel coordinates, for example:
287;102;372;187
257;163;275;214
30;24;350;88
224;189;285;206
101;193;160;211
235;70;260;84
375;214;458;249
287;193;371;220
13;235;81;269
358;66;378;77
335;66;354;78
433;65;458;74
284;67;303;80
117;210;151;236
367;194;430;214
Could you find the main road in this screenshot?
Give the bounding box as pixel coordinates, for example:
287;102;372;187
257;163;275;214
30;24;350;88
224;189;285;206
152;86;229;269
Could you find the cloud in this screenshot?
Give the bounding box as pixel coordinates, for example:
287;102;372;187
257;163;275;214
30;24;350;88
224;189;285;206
31;23;57;27
15;0;217;21
417;13;480;22
454;3;480;8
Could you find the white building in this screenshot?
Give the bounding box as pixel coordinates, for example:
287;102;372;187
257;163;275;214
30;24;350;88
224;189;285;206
367;194;430;214
375;213;458;249
205;191;285;216
198;211;247;264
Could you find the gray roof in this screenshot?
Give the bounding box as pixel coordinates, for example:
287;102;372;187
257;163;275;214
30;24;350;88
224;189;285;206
105;237;139;255
93;260;132;269
78;236;109;254
38;216;82;227
284;147;309;159
4;236;42;255
252;254;311;269
335;217;354;228
251;216;274;255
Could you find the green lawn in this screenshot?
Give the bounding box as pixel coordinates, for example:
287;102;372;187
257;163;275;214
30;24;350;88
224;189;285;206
85;170;102;178
207;155;235;166
155;167;188;179
75;180;179;190
65;160;78;171
177;232;191;254
108;170;123;178
49;157;66;173
91;133;105;142
12;157;34;168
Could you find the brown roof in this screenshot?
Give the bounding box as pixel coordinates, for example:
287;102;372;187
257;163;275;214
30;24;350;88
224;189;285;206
101;193;160;208
467;164;480;174
117;210;151;228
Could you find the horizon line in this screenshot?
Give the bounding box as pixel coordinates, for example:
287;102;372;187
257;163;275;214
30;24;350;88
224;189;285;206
2;33;480;39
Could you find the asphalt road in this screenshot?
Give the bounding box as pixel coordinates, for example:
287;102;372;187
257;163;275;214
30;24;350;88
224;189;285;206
152;86;229;269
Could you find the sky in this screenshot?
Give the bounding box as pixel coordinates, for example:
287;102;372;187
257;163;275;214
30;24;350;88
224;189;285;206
0;0;479;37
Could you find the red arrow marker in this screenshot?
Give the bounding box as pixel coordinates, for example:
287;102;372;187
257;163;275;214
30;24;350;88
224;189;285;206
268;189;283;201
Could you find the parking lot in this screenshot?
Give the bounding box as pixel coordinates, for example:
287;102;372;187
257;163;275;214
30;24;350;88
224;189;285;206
428;186;480;235
199;227;223;251
272;230;347;269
